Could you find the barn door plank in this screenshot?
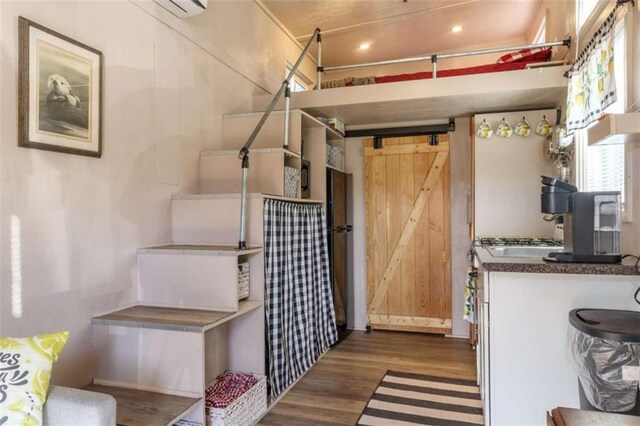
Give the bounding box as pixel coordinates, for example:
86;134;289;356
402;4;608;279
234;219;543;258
369;150;448;313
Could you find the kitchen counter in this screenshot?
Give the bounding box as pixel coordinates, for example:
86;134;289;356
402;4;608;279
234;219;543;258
474;246;640;276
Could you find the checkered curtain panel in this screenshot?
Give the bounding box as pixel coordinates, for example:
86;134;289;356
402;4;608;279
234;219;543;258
263;199;338;398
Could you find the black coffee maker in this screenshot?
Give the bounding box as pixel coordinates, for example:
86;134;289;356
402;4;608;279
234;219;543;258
540;176;622;263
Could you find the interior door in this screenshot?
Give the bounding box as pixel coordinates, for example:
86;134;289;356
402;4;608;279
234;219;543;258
365;135;452;334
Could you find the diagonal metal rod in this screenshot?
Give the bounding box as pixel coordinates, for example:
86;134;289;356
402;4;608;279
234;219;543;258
238;28;321;160
238;28;321;250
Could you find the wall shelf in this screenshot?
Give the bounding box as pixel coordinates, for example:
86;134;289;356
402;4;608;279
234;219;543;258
587;113;640;145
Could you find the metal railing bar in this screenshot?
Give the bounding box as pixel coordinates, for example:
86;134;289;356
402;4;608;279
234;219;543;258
283;83;291;148
237;28;321;249
322;38;571;73
239;28;320;158
316;32;322;90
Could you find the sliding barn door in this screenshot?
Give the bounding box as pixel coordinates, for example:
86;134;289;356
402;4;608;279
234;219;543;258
365;135;452;334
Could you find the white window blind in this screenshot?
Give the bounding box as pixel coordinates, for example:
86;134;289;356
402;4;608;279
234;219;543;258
582;143;625;201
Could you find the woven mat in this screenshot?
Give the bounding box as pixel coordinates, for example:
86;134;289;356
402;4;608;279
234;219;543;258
357;370;484;425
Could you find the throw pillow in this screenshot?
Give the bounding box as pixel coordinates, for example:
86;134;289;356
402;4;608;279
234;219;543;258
0;331;69;426
497;47;552;64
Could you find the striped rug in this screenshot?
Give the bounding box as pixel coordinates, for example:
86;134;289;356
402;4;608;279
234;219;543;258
357;371;484;426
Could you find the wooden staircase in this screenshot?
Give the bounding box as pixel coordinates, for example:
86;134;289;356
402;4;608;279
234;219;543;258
88;233;265;425
86;107;339;425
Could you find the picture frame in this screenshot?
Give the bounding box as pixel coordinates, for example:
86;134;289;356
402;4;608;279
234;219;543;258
18;17;103;158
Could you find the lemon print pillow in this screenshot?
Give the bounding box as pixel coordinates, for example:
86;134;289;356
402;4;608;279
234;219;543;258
0;331;69;426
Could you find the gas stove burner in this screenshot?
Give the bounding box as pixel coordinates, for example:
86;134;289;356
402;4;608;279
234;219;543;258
478;237;561;247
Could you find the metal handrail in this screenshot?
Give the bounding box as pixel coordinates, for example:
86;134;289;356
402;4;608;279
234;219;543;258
237;28;322;250
322;38;572;79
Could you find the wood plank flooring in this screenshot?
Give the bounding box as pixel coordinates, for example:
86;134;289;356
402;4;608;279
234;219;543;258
259;330;476;425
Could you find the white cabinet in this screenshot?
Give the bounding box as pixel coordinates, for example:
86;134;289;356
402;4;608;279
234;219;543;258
477;269;639;425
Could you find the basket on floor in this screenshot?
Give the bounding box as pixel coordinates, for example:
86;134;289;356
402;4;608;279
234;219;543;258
237;262;250;300
205;372;267;426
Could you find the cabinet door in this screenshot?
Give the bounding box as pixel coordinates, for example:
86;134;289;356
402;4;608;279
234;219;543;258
477;270;490;424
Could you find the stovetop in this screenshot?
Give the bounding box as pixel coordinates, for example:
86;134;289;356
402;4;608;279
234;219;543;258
477;237;562;247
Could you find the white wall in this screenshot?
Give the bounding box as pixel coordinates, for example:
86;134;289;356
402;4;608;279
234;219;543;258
474;110;557;239
0;0;315;387
345;118;471;337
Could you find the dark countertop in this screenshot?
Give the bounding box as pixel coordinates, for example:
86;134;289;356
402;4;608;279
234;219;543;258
474;246;640;276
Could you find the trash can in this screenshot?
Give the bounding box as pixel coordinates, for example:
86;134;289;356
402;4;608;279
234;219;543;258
569;309;640;415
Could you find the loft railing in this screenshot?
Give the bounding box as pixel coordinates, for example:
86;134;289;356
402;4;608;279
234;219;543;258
237;28;322;250
320;38;571;80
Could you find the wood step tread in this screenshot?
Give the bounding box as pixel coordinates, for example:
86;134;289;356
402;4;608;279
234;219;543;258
83;384;200;426
92;300;262;332
171;193;324;204
137;244;262;256
201;147;301;158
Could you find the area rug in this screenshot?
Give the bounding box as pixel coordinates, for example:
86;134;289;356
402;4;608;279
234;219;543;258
357;371;484;426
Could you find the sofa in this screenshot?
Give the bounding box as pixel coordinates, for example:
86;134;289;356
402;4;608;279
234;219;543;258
42;386;116;426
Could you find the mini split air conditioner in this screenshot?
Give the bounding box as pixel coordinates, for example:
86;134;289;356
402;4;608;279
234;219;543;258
153;0;207;18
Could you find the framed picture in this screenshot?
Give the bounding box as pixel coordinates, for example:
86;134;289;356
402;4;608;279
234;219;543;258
18;17;102;157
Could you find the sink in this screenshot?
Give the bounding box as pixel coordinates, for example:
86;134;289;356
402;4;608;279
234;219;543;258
487;246;564;258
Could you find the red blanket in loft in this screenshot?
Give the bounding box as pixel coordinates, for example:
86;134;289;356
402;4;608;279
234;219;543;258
374;49;553;84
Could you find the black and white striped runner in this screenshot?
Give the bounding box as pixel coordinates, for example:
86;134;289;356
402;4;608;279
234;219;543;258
357;371;484;426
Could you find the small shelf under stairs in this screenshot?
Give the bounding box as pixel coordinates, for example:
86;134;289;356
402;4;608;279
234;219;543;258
92;300;262;332
83;384;201;426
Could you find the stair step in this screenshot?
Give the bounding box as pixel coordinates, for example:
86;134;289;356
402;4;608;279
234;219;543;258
200;147;301;158
83;384;201;426
138;243;262;257
92;300;262;332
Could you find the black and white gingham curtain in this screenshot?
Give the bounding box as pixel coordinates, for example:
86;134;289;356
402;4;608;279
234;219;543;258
264;199;337;398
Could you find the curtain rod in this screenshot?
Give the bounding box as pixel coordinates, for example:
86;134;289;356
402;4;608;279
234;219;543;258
566;0;632;76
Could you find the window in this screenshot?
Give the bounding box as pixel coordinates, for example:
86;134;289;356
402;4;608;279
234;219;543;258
577;0;601;30
577;20;629;213
285;63;310;92
532;17;546;45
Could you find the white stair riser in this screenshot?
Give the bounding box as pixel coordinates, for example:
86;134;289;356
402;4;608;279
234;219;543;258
138;253;239;311
200;153;285;195
172;197;263;246
93;326;204;397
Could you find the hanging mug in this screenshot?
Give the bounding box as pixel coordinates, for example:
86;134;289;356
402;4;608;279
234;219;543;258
535;115;553;137
496;118;513;138
514;117;531;137
476;119;493;139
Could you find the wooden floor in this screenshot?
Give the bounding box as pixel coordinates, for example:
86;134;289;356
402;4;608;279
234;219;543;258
260;330;476;425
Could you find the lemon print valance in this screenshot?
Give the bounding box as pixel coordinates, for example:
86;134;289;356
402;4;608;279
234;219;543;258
566;6;619;131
